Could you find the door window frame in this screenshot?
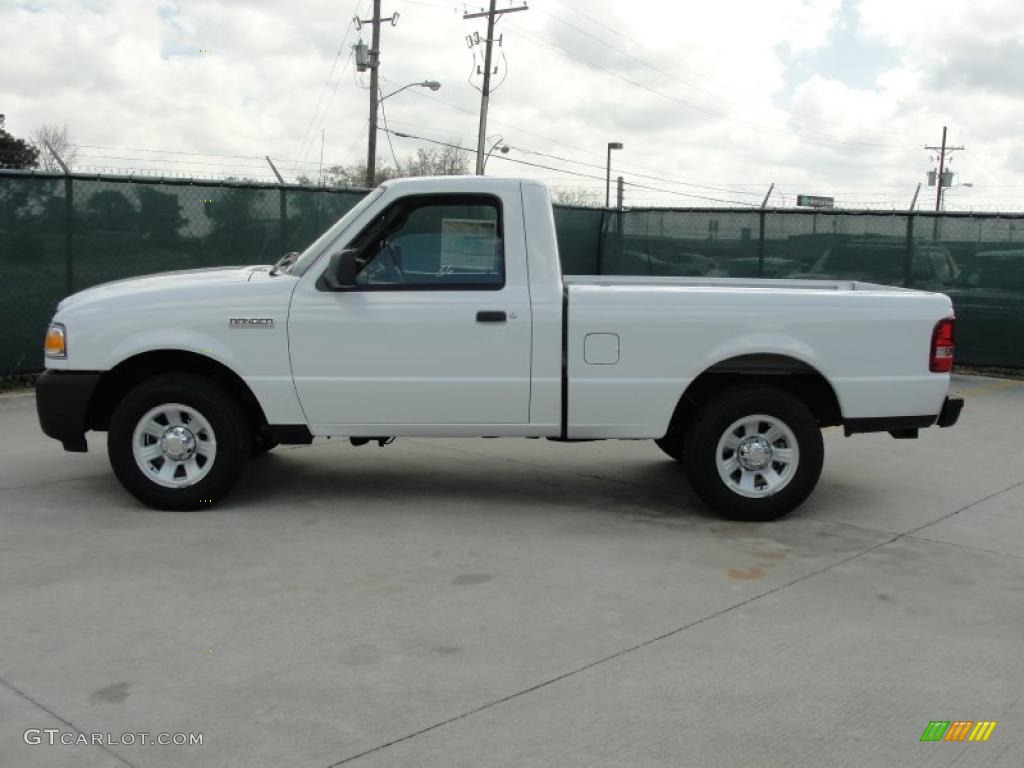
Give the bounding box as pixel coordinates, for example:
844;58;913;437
321;193;506;292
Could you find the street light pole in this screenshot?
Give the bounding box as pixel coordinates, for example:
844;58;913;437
482;135;509;172
367;80;441;184
606;141;623;208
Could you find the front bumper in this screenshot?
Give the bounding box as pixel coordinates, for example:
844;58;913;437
936;394;964;428
36;370;102;452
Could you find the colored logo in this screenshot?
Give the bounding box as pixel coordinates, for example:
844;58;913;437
920;721;997;742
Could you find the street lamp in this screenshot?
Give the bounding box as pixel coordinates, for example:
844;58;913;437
482;135;509;172
380;80;441;103
367;80;442;186
940;182;973;211
606;141;623;208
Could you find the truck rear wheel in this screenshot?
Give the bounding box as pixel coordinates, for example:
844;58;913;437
107;373;250;510
683;385;823;521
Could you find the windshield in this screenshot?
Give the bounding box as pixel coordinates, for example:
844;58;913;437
287;187;386;277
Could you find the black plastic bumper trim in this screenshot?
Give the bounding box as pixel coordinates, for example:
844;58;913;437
36;370;102;452
937;394;964;428
843;414;936;436
267;424;314;445
843;394;964;436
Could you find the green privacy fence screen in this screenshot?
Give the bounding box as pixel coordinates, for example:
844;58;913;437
2;170;1023;380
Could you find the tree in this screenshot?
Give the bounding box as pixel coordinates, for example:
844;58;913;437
34;124;77;171
0;128;40;169
320;163;395;188
402;145;470;177
137;187;186;243
549;186;602;207
316;143;470;188
84;189;136;231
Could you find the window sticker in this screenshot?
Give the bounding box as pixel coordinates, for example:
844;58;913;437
440;218;497;272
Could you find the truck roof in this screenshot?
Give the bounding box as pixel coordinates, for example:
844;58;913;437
380;175;544;194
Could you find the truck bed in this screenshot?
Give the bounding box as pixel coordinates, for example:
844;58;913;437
564;275;914;293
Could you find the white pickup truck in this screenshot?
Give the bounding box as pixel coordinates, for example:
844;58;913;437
36;176;962;520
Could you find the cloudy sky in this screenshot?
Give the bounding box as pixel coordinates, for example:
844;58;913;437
2;0;1023;209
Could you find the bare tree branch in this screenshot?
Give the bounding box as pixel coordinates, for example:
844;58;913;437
34;124;77;172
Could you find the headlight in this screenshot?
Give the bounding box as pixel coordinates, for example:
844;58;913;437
44;323;67;359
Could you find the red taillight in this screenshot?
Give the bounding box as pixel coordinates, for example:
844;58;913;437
930;317;955;373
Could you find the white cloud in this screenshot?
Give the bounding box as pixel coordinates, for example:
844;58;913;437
0;0;1022;209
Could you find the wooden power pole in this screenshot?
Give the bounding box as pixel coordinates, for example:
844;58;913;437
464;1;528;175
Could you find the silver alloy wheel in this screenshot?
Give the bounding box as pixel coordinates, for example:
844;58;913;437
715;414;799;499
132;403;217;489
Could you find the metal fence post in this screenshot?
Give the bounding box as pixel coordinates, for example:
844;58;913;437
903;213;915;288
65;175;74;295
757;210;766;278
596;209;607;274
279;186;287;255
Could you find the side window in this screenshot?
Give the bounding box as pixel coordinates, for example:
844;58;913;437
356;197;504;289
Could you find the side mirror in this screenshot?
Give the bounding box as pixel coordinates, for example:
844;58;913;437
321;249;361;290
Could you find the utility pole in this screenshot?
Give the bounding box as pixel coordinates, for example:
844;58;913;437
41;138;70;175
924;126;964;212
909;182;921;211
356;1;398;186
265;156;285;184
464;1;528;175
616;176;624;211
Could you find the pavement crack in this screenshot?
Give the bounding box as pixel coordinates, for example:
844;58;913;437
904;477;1024;537
0;472;111;494
325;532;902;767
0;675;138;768
324;472;1024;767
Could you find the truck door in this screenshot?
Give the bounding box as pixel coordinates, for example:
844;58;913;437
287;192;532;428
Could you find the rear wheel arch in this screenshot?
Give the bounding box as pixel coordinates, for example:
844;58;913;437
657;354;842;459
87;351;268;439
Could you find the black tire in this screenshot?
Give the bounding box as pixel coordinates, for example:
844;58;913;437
682;384;824;521
655;432;685;462
107;373;251;510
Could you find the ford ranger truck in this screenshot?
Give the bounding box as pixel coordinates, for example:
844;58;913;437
35;176;963;520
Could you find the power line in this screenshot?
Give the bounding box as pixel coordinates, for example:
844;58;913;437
72;146;344;169
377;87;402;174
506;21;914;154
546;0;919;137
382;126;759;205
390;81;778;190
292;0;363;174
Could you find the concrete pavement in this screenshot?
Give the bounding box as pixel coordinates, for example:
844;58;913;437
1;374;1022;767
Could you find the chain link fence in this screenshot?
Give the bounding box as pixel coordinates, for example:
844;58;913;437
599;207;1024;367
2;170;1023;386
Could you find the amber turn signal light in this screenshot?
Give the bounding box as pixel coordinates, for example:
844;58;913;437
44;323;66;358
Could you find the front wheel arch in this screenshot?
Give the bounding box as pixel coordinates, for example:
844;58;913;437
87;350;268;441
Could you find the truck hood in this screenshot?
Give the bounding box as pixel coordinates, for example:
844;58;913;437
57;265;277;312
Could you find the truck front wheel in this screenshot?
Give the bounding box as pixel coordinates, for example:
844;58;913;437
107;373;251;510
683;385;823;521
